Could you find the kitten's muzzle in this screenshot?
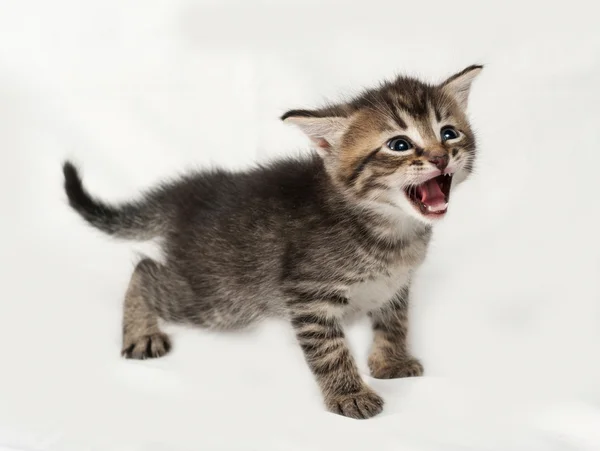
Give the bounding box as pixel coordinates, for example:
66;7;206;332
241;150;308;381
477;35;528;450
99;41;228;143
428;154;449;171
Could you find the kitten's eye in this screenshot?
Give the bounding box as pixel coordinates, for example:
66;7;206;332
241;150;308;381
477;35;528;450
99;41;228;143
441;126;459;142
387;137;413;152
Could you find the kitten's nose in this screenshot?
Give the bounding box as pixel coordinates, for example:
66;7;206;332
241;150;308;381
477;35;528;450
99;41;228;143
428;154;449;171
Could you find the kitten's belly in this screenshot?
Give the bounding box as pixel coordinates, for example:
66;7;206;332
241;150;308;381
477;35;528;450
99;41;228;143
346;265;411;315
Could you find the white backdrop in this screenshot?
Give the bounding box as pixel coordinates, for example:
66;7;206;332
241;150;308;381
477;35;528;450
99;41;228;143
1;0;600;450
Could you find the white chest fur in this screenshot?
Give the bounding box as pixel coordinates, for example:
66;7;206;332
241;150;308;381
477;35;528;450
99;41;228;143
346;264;411;316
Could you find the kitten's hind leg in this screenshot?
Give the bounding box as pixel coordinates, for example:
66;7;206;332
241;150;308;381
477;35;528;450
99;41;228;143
121;258;188;359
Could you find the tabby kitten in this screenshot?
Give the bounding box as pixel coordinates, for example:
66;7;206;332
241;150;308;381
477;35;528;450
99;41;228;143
63;65;482;419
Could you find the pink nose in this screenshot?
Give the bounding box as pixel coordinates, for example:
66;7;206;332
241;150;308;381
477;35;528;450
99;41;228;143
429;155;449;170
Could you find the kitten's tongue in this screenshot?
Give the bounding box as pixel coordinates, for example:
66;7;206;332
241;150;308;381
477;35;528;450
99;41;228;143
417;178;446;211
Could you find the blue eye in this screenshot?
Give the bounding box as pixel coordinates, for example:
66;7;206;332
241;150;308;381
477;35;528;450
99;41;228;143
387;137;413;152
441;126;459;141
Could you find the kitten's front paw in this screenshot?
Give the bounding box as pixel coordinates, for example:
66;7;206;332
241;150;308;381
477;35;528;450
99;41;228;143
369;356;424;379
325;387;384;419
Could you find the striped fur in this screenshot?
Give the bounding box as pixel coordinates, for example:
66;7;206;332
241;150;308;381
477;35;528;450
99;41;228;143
63;65;482;419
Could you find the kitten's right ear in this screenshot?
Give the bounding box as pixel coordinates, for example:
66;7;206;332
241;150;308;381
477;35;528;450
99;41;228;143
281;109;349;154
441;64;483;110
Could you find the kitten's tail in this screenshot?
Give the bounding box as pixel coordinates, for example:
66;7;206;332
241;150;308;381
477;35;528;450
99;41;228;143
62;161;168;241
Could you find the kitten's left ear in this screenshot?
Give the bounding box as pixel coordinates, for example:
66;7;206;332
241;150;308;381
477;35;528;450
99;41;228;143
440;64;483;109
281;109;350;154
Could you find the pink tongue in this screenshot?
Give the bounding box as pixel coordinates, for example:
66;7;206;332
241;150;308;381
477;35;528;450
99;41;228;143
419;179;446;207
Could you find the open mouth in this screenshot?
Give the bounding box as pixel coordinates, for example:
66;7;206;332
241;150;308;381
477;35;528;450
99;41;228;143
404;173;453;217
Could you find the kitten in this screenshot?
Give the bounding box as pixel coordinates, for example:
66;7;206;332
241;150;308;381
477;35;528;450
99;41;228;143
63;65;482;419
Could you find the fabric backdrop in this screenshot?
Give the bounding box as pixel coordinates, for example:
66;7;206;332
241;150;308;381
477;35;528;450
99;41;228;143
1;1;599;450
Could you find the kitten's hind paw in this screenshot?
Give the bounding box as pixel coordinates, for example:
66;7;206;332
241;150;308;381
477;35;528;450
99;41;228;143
326;387;384;419
121;332;171;360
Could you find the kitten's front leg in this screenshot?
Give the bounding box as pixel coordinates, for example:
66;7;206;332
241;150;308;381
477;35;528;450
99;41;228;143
289;304;383;419
368;287;424;379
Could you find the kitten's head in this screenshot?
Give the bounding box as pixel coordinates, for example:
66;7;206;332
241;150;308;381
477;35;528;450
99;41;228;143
282;65;482;225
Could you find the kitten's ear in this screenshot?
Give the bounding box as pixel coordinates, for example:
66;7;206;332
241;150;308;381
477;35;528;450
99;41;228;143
440;65;483;109
281;109;350;154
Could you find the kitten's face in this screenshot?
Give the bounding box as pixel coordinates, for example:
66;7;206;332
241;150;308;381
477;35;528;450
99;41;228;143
283;65;482;225
333;92;476;224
